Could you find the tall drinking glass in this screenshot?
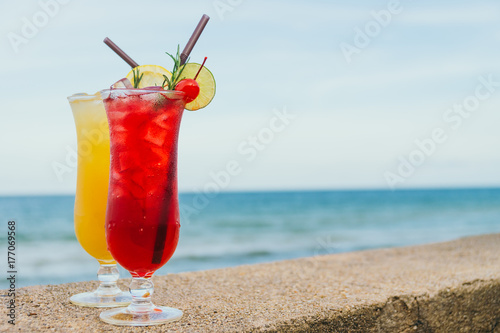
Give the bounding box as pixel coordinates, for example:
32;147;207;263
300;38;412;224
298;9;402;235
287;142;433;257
68;92;131;307
99;88;185;326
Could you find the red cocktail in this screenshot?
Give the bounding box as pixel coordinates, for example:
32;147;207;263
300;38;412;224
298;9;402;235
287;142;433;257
101;88;185;325
105;89;184;277
98;18;215;326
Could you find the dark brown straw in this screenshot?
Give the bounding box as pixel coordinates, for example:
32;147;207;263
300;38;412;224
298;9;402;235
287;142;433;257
103;37;139;68
151;143;178;265
180;14;210;65
151;15;209;264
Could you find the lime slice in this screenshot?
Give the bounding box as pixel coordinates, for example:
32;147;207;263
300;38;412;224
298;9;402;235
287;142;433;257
126;65;172;89
178;63;216;111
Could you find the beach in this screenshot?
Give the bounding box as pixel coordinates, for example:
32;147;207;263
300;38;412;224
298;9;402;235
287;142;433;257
1;233;498;332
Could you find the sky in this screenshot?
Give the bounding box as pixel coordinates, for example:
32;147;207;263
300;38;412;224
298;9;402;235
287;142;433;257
0;0;500;195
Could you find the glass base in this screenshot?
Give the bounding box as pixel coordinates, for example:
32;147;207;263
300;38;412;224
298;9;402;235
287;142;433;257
100;306;183;326
70;291;131;308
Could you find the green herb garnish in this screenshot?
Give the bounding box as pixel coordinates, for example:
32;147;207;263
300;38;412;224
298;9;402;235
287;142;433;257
162;45;189;90
132;67;143;88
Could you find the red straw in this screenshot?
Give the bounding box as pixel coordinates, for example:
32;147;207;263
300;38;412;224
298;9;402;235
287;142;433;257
180;15;210;65
194;57;208;80
103;37;139;68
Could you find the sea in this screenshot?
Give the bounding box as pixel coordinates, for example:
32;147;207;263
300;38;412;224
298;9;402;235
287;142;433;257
1;188;499;289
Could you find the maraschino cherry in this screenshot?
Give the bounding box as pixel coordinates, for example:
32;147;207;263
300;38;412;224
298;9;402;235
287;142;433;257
175;79;200;103
175;57;207;103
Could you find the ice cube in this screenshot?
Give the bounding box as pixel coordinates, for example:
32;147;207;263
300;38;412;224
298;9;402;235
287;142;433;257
108;89;129;99
108;110;135;134
143;123;168;147
110;168;124;182
139;92;170;111
109;184;128;200
111;78;133;89
139;91;160;101
109;130;129;149
149;146;169;168
130;171;145;188
111;168;146;200
125;176;147;200
151;113;172;130
112;123;127;134
118;151;139;171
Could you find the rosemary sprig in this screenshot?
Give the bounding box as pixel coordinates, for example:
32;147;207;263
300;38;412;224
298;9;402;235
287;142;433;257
162;45;189;90
132;67;143;88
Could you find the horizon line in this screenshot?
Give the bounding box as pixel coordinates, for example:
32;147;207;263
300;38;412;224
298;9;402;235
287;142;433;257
1;185;500;198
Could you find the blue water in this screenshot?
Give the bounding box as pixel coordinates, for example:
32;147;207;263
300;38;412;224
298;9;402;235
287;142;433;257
0;188;499;288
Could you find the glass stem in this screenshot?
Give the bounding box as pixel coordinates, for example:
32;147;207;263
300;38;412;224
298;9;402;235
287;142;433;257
127;277;155;313
95;264;122;297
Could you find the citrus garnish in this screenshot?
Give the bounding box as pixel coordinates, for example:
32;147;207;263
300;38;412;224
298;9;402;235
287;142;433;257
124;48;215;110
178;63;216;111
126;65;172;88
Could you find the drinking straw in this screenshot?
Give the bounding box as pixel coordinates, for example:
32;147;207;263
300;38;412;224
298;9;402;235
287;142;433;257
194;57;208;80
151;15;210;264
103;37;139;68
151;153;177;265
102;17;210;264
180;14;210;65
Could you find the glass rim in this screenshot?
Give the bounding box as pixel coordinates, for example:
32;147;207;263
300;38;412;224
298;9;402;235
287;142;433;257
67;91;102;103
68;88;186;102
100;88;185;100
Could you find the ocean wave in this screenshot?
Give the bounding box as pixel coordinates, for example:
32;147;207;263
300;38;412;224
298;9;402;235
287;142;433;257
1;189;500;287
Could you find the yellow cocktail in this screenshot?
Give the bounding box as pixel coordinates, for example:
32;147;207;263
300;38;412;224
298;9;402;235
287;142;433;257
68;92;130;307
72;94;112;263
